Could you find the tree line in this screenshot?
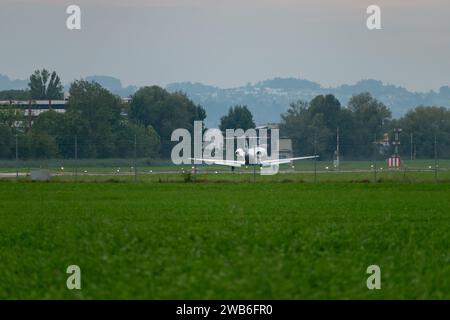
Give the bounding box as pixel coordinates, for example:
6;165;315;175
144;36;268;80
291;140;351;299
280;93;450;159
0;69;205;159
1;69;449;160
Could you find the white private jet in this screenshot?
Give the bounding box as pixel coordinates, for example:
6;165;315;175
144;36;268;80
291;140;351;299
191;145;318;169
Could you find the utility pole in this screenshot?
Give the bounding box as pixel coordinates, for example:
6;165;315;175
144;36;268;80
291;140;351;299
434;135;438;182
134;134;138;182
373;134;377;183
336;127;340;170
74;135;78;182
314;133;317;183
15;134;18;179
28;100;32;131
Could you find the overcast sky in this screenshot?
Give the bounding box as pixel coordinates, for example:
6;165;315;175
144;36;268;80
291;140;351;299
1;0;449;91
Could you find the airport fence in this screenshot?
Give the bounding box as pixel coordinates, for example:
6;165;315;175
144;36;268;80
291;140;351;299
0;132;449;183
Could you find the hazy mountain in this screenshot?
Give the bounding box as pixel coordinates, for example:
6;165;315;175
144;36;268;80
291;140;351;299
167;78;450;127
0;74;28;90
84;76;138;97
2;73;449;127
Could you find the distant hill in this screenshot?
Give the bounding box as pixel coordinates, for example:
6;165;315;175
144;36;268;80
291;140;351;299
2;73;449;126
166;78;450;126
84;76;137;97
0;74;28;90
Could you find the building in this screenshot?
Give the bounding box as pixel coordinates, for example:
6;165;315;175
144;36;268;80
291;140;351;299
256;123;293;159
0;99;67;116
278;138;293;159
0;98;131;125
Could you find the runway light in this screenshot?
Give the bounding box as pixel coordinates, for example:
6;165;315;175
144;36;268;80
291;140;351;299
150;170;153;173
61;167;64;171
429;166;432;169
84;170;88;173
291;166;295;169
215;171;218;174
325;166;329;170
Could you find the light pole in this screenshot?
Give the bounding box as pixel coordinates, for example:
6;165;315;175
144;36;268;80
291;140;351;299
15;134;18;179
434;135;438;182
74;135;78;182
335;127;340;170
134;134;137;182
410;133;413;161
314;133;317;183
373;134;377;183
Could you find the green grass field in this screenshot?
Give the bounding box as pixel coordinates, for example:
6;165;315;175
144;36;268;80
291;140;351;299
0;180;449;299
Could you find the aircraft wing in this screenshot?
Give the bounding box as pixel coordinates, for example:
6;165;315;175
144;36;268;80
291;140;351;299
261;155;319;166
190;158;245;167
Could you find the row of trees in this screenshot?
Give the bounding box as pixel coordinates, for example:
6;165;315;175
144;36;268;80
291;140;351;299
392;107;450;159
1;69;450;160
280;93;450;159
0;70;206;159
